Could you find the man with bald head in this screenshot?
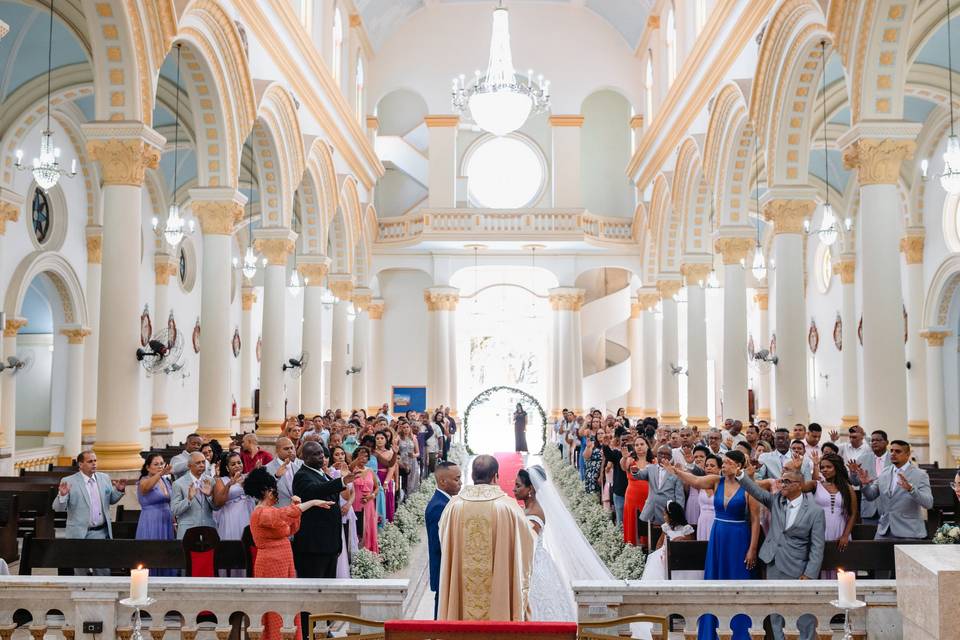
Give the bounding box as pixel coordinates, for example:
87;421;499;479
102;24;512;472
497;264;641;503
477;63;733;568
171;452;215;539
737;468;825;579
265;437;302;507
438;454;534;620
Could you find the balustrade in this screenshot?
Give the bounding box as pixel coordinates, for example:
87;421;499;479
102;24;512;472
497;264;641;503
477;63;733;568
13;447;62;473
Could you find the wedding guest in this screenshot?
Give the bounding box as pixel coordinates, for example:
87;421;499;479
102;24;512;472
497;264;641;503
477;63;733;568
135;453;175;556
398;422;421;498
265;437;301;507
244;467;334;640
583;432;604;494
171;452;215;539
855;440;933;539
632;445;685;528
696;455;721;541
804;423;824;457
200;442;216;476
602;430;629;525
373;430;399;522
831;425;870;464
212;452;254;541
330;445;359;578
640;500;697;580
240;434;273;472
808;452;857;578
622;436;652;545
351;446;381;551
170;434;204;479
848;429;891;523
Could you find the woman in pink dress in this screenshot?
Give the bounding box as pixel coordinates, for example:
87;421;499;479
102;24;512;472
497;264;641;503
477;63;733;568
351;446;380;553
372;431;398;523
809;452;857;578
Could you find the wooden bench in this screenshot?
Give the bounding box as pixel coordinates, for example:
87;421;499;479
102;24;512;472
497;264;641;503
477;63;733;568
0;495;19;562
0;485;57;539
18;535;249;576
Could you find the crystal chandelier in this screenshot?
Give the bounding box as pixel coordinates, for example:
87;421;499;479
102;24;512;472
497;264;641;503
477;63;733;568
241;144;259;280
14;0;76;190
747;129;773;282
151;45;195;247
451;2;550;136
942;0;960;193
288;217;303;297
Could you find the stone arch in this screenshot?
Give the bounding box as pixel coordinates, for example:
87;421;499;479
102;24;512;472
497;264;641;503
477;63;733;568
305;139;339;253
4;252;88;328
175;0;257;189
750;0;831;187
328;176;357;276
339;176;363;280
704;82;755;227
651;173;680;275
50;107;101;227
672;137;710;255
925;252;960;330
257;83;305;228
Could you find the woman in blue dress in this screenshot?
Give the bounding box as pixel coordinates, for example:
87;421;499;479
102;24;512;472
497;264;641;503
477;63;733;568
136;453;176;576
663;450;759;579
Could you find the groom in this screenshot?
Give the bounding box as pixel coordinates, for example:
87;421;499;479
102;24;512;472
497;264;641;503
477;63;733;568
438;455;534;621
427;462;461;619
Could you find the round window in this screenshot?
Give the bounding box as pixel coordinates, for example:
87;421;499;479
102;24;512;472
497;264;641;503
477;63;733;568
31;188;51;244
464;135;545;209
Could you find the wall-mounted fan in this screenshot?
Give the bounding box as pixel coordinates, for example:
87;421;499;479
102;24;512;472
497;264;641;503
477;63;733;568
0;351;33;374
749;348;778;374
283;351;309;378
136;327;183;377
346;365;362;376
669;363;687;376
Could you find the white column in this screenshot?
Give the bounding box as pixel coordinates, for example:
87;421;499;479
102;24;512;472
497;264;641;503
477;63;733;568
626;298;644;418
716;236;754;422
833;256;859;427
754;290;771;422
639;291;660;417
548;288;586;414
328;276;354;411
193;189;246;441
682;263;712;429
82;227;101;446
85;123;164;470
150;254;176;446
60;327;89;458
448;298;459;415
368;300;385;412
425;116;458;207
763;198;814;426
1;319;26;467
921;330;951;465
254;230;296;436
549;303;563;418
840;129;918;440
298;259;330;416
352;288;373;413
549;115;584;207
425;287;459;410
240;285;257;431
902;233;928;442
657;279;682;425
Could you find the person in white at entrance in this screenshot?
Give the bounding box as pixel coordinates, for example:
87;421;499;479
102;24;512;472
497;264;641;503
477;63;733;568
265;437;302;507
53;450;127;575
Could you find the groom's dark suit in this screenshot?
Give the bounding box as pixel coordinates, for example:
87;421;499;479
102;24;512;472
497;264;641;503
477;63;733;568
425;488;450;619
291;465;346;578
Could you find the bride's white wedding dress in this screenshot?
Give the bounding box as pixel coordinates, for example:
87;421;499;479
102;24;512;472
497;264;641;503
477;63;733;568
527;515;577;621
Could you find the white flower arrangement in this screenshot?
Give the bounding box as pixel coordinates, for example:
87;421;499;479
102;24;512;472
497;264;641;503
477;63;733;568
933;523;960;545
378;523;411;573
350;548;386;579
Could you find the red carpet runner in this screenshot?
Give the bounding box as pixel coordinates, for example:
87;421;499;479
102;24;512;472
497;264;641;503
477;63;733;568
493;452;524;498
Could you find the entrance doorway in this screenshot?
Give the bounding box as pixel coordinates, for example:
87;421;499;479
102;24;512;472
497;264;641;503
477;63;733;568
463;385;546;454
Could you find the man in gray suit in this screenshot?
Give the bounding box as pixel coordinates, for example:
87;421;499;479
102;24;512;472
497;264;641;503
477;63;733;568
738;469;825;579
756;429;813;481
265;437;302;507
848;429;892;523
170;433;204;479
171;452;215;539
855;439;932;539
631;445;685;526
52;451;127;575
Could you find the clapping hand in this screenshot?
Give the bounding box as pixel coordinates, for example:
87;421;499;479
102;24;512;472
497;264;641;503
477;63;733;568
784;453;803;471
255;458;264;469
829;429;840;442
896;472;913;493
188;484;197;500
276;459;290;477
231;470;244;486
112;479;127;492
58;480;70;497
200;477;213;496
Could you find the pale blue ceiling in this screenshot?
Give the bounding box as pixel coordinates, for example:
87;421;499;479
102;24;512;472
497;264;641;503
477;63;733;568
829;106;851;126
355;0;652;51
74;94;94;121
159;148;197;197
0;1;88;103
809;148;851;193
904;95;937;123
916;16;960;67
154;105;176;128
824;52;844;88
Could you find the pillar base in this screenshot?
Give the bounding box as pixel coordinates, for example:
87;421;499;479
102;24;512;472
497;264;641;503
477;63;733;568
642;408;658;418
197;427;233;442
81;419;96;438
686;416;711;429
756;409;771;421
907;420;929;438
626;406;644;418
92;442;144;471
659;412;682;425
239;407;254;418
841;415;860;428
150;414;169;429
257;420;284;437
550;408;562;420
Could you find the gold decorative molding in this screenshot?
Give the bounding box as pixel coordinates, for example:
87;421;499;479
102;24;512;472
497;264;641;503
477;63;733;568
328;278;354;301
297;263;329;286
635;292;661;311
3;318;27;337
86;138;161;187
424;289;460;311
92;441;145;471
920;330;951;347
715;237;754;265
840;415;859;428
349;13;362;28
656;279;683;300
686;416;711;429
192;200;243;235
239;407;254;418
548;115;585;127
60;328;91;344
196;426;232;441
899;235;924;265
629;115;644;130
548;289;585;311
659;412;682;425
0;201;18;235
352;289;373;312
150;413;170;430
0;19;8;40
81;418;96;437
365;116;379;131
367;300;385;320
630;300;641;319
842;138;915;186
907;420;929;438
253;238;295;266
647;15;660;28
763;199;815;235
154;259;178;285
257;419;284;438
680;263;713;286
833;259;856;285
86;231;102;264
424;115;460;128
241;289;258;311
754;291;769;311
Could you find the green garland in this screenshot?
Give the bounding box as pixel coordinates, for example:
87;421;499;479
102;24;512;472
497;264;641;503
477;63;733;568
462;385;547;455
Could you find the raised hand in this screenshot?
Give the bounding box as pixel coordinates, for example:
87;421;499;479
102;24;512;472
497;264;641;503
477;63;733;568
809;450;820;469
784;454;803;471
112;479;127;492
276;460;289;477
255;458;264;469
162;463;173;476
58;480;70;497
200;477;213;496
188;484;197;500
896;472;913;493
829;429;840;442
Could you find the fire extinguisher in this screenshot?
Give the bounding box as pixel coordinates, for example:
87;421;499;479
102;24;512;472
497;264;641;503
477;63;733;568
232;397;237;417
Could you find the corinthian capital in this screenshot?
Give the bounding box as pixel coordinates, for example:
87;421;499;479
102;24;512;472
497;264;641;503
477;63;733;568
82;122;164;187
762;199;815;235
424;287;460;311
656;279;682;300
899;234;924;265
680;262;713;286
842;138;915;186
714;236;755;265
832;257;856;285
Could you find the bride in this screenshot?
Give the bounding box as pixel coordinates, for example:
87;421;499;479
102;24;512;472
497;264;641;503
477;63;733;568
513;466;610;621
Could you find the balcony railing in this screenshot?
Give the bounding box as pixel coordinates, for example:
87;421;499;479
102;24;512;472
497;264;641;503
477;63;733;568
376;209;636;246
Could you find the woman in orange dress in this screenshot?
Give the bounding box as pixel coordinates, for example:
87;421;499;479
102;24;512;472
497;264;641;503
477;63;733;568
621;436;652;545
244;467;334;640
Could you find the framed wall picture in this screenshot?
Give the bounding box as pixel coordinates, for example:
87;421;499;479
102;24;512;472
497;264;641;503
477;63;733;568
192;318;201;354
808;319;819;354
833;313;842;351
232;328;241;358
256;336;262;363
140;305;152;347
858;315;863;346
392;386;427;414
167;310;178;349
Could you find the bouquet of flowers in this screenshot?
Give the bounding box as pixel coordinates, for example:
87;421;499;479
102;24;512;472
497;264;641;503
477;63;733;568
933;523;960;544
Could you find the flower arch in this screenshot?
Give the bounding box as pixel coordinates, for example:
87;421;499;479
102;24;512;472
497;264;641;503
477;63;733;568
462;386;547;455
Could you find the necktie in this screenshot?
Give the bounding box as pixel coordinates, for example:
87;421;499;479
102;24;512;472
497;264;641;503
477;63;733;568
875;456;883;477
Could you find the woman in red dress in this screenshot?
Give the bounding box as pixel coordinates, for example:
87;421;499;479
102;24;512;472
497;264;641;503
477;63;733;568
621;436;652;545
244;467;334;640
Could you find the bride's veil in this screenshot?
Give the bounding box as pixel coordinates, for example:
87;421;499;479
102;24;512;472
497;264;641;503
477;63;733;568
528;465;613;582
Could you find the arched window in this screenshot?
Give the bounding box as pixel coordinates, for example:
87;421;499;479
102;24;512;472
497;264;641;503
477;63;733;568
300;0;313;31
645;52;654;120
696;0;709;34
31;187;50;245
355;55;365;119
331;7;343;84
666;5;677;84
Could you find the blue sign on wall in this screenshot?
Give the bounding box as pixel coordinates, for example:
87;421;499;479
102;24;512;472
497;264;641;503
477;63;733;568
392;386;427;414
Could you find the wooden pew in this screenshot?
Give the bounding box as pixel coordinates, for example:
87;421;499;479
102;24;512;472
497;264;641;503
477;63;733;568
0;495;19;563
0;484;57;538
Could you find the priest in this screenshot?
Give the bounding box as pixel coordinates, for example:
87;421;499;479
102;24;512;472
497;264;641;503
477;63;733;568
438;454;534;621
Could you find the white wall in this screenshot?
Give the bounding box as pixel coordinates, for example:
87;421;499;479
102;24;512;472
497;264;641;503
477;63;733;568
378;269;431;398
581;90;634;218
14;334;52;439
804;231;843;426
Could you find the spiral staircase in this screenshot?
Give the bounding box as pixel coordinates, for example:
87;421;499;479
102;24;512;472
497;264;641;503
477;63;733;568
581;279;632;413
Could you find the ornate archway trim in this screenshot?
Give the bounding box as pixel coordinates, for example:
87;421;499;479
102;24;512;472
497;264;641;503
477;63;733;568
462;386;547;455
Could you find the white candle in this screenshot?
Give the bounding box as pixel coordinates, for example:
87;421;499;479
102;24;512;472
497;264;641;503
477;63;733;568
837;569;856;605
130;566;148;602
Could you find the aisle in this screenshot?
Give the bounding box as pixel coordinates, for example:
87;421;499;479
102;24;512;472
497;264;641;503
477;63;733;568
493;452;524;496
